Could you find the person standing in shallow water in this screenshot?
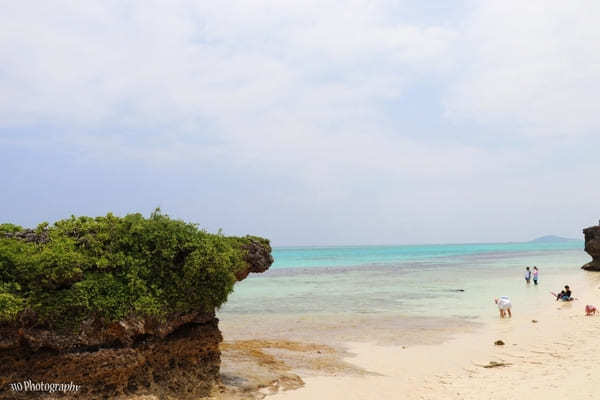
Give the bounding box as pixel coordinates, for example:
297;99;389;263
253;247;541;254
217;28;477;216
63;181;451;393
525;267;531;284
533;266;539;285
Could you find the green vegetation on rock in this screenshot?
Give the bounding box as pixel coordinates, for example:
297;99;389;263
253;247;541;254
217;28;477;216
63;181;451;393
0;210;270;330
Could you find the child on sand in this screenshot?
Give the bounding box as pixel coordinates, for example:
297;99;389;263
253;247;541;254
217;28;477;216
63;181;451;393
533;266;539;285
525;267;531;284
555;285;572;301
495;296;512;318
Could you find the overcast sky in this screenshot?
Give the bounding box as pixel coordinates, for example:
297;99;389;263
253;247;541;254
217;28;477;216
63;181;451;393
1;1;599;246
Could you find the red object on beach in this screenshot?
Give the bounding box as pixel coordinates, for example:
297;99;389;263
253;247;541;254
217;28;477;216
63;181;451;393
585;305;597;316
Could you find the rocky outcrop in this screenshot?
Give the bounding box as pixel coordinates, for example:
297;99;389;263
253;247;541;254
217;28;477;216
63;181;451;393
235;238;274;280
582;225;600;271
1;313;222;399
3;228;49;244
0;237;273;399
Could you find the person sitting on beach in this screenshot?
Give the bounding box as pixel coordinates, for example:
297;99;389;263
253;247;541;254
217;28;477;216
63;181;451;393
495;296;512;318
525;267;531;284
555;285;572;301
533;266;539;285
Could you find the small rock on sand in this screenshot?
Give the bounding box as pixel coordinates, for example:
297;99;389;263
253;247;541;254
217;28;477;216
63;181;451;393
494;340;505;346
481;361;511;368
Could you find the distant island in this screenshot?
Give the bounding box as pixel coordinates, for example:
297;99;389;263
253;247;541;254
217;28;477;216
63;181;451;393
530;235;579;243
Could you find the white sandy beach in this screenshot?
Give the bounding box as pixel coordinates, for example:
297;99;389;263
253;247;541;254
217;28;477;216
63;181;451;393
267;271;600;400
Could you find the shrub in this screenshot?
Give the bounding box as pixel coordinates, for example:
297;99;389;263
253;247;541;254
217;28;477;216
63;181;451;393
0;210;269;331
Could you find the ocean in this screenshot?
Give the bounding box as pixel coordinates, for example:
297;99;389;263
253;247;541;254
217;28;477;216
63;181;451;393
218;241;591;345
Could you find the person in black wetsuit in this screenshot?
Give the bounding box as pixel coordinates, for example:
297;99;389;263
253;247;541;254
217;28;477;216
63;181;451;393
556;285;572;301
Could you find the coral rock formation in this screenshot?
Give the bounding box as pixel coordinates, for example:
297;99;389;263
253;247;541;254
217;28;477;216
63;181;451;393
582;225;600;271
0;215;273;399
1;313;222;399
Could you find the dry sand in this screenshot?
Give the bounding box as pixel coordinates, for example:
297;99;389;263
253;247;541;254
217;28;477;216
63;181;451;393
265;272;600;400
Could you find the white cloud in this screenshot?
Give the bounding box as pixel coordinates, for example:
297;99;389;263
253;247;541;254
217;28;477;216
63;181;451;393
444;1;600;137
0;1;469;199
0;1;456;136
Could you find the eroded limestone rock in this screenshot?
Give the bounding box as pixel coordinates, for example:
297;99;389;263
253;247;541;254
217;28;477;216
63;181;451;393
582;225;600;271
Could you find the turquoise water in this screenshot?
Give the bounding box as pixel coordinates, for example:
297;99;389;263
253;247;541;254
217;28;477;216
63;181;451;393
270;241;584;269
219;241;591;326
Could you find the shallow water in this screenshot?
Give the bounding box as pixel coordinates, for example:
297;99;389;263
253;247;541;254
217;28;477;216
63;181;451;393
218;242;591;344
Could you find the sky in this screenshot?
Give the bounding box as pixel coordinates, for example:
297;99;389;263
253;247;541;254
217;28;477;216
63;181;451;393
1;0;599;246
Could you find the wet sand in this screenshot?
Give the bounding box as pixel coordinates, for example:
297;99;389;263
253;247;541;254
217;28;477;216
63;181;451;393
216;313;479;398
